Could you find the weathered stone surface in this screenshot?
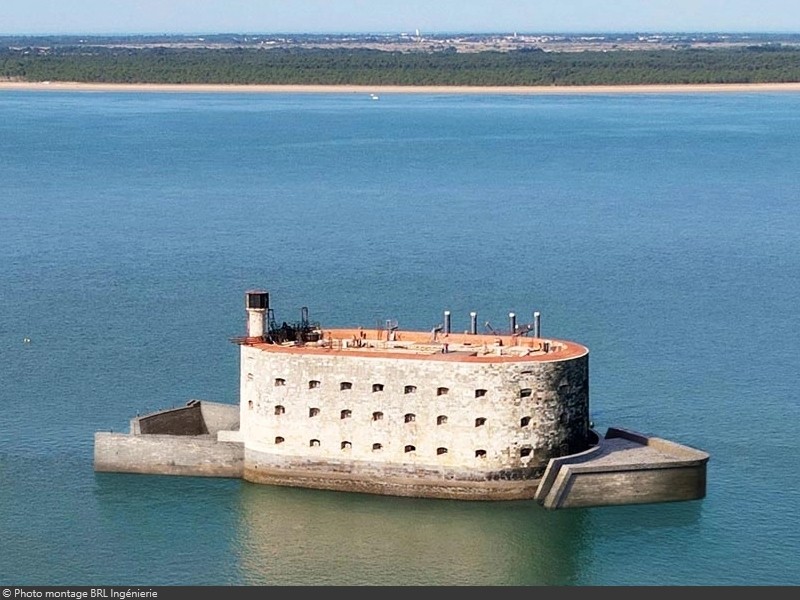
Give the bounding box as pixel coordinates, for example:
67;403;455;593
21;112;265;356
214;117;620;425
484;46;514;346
238;345;590;498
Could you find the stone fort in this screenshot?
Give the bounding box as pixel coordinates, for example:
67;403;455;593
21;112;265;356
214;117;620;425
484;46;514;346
94;289;708;509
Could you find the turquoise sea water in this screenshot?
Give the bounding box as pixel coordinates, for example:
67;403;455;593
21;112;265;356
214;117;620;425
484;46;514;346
1;90;798;586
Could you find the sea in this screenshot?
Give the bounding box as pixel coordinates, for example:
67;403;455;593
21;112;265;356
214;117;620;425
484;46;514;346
1;88;798;586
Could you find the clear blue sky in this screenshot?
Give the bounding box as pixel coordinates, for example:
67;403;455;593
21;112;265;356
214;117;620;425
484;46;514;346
2;1;799;35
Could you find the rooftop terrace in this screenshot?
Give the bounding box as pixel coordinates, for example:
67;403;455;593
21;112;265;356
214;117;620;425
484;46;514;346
238;328;588;363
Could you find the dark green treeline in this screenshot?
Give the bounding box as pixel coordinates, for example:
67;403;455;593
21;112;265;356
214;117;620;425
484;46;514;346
3;46;800;86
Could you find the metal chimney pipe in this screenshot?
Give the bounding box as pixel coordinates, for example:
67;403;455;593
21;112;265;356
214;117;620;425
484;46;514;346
533;311;541;338
444;310;451;334
470;311;478;335
509;312;516;334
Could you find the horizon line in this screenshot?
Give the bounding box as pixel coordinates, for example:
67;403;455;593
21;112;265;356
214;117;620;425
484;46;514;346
2;29;800;37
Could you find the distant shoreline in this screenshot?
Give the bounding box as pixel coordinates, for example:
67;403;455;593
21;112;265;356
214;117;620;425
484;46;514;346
3;81;800;95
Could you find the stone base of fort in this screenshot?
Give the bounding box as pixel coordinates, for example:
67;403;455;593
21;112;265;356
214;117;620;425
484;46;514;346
243;449;541;501
93;401;709;509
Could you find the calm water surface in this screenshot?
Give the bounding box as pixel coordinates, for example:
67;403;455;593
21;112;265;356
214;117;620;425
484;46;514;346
1;90;798;585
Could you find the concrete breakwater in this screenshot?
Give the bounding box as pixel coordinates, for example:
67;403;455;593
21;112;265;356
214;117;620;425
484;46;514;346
94;401;243;478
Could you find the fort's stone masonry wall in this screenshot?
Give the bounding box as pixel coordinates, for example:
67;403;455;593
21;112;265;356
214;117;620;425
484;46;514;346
239;346;589;484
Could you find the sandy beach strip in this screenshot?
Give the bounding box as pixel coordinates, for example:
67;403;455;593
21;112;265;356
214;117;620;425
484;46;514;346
2;81;800;94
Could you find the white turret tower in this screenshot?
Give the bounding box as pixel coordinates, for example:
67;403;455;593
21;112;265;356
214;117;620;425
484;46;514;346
245;289;269;339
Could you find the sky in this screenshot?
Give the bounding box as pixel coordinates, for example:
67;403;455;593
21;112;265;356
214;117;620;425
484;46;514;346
1;0;799;35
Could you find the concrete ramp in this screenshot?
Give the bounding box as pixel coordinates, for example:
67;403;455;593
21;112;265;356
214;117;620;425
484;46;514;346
535;427;709;510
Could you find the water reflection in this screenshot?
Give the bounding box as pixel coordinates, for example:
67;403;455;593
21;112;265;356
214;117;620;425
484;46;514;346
89;471;705;585
576;500;706;585
586;500;704;536
234;483;591;585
